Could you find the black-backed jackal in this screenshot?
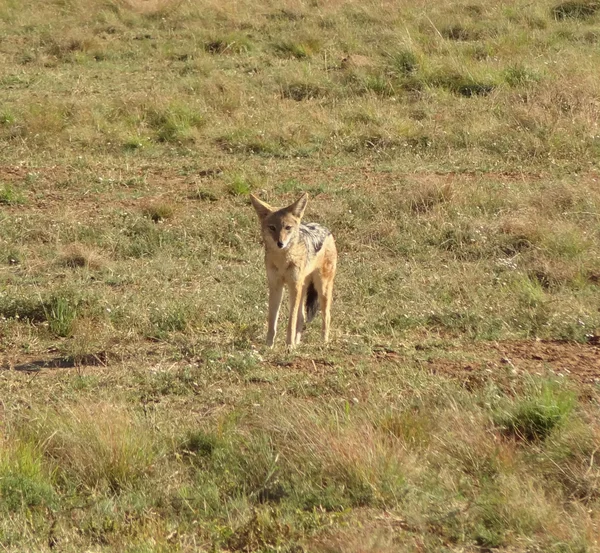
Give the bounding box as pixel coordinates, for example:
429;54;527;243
250;193;337;349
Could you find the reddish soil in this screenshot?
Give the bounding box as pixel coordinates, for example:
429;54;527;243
493;339;600;382
421;339;600;387
3;340;600;404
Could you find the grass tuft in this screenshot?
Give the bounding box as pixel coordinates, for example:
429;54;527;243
204;32;253;54
552;1;600;20
228;174;253;196
441;23;482;41
406;181;453;213
0;442;56;513
59;243;105;270
495;381;576;441
273;38;321;59
148;302;190;337
389;49;418;76
430;71;497;97
146;104;204;143
141;201;175;223
180;430;220;459
44;294;80;338
0;183;26;205
118;218;166;258
226;509;293;553
27;403;160;493
504;65;541;87
281;82;327;101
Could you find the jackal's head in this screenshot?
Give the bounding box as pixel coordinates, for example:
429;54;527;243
250;193;308;250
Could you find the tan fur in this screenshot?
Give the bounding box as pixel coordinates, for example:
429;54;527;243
250;193;337;349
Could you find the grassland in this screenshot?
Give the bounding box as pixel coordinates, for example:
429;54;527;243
1;0;600;551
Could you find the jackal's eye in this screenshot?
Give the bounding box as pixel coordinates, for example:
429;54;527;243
268;225;276;231
285;225;292;231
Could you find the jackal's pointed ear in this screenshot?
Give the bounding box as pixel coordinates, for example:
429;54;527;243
287;193;308;219
249;194;273;220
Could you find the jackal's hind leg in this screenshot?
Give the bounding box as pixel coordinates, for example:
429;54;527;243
319;281;333;343
315;251;336;343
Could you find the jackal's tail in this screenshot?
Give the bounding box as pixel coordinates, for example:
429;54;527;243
305;282;319;324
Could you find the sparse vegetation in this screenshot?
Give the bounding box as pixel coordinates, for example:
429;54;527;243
0;183;25;205
141;201;175;223
1;0;600;551
495;380;576;441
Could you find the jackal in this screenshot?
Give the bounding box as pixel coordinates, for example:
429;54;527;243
249;193;337;348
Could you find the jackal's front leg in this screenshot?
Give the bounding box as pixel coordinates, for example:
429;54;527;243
286;281;303;348
295;297;305;345
266;277;284;348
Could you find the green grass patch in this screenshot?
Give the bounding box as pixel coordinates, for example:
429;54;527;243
227;174;253;196
204;32;254;54
44;294;79;337
504;65;542;87
146;104;204;143
495;381;576;441
0;183;26;205
0;443;56;513
273;38;321;59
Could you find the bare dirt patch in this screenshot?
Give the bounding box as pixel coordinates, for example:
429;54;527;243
419;339;600;388
3;339;600;387
493;339;600;383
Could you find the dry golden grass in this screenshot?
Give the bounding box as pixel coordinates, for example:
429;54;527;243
58;243;106;270
24;402;160;492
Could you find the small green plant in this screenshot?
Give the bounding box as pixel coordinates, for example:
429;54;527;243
45;295;79;337
363;75;396;96
0;183;25;205
123;135;150;151
471;491;509;548
273;38;320;58
119;219;165;258
390;49;418;76
149;304;188;336
141;201;175;223
495;382;575;441
504;65;540;87
147;104;204;143
0;443;56;513
228;174;252;196
0;109;15;125
204;32;253;54
180;430;220;459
